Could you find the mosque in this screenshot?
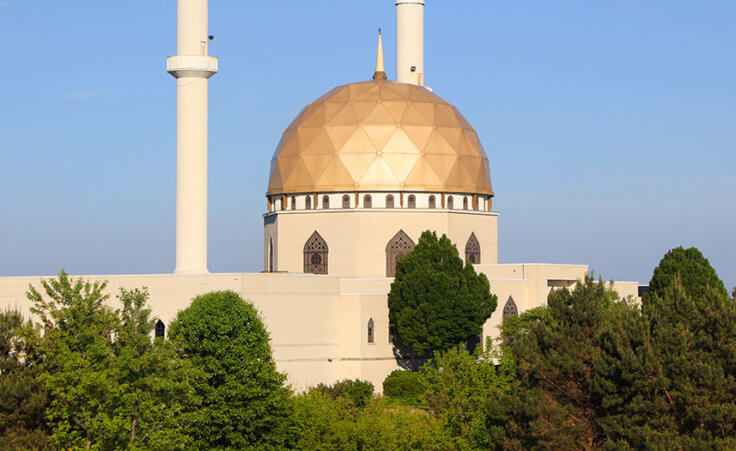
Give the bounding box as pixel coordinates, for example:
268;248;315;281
0;0;640;391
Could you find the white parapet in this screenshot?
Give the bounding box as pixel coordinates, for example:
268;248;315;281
395;0;425;85
167;55;218;79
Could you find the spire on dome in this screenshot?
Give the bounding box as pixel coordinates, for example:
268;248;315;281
373;28;388;80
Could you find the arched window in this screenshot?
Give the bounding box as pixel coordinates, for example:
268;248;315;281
465;232;480;264
305;196;312;210
363;194;372;208
428;195;436;209
447;196;454;209
322;195;330;209
291;196;296;210
386;194;395;208
503;296;518;319
367;318;375;344
304;231;328;274
155;320;165;338
386;230;415;277
407;195;416;208
342;194;351;209
463;197;468;210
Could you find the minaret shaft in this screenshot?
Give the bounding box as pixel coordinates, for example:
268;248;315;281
167;0;218;274
395;0;425;85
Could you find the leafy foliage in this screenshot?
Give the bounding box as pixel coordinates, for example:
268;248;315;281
313;379;374;408
168;290;295;448
648;246;728;301
421;345;516;449
28;271;198;449
382;370;424;406
388;231;497;359
0;309;49;448
293;391;453;450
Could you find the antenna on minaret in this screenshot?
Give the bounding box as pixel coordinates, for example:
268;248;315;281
373;28;388;80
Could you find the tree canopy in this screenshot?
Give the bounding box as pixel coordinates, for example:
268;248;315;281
648;246;728;301
168;290;294;448
388;231;496;359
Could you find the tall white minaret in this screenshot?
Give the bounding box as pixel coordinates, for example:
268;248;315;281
395;0;425;86
167;0;218;274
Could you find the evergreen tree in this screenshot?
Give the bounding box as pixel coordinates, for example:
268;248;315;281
388;231;496;359
0;309;49;448
648;246;728;301
168;291;294;448
640;280;736;447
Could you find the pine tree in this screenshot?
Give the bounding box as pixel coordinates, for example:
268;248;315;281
388;231;496;359
648;246;728;301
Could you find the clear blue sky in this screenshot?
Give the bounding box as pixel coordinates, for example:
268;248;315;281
1;1;734;290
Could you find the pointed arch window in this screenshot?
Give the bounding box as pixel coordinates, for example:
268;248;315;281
447;196;454;210
304;231;328;274
155;320;165;338
503;296;518;319
463;197;468;210
407;195;416;209
291;196;296;210
386;195;395;208
367;318;375;344
386;230;415;277
465;232;481;264
428;195;436;209
342;194;351;209
305;196;312;210
364;194;372;208
322;195;330;209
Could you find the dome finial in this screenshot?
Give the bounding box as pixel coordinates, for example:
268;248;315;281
373;28;388;80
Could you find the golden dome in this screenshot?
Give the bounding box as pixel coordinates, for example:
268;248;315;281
267;80;493;196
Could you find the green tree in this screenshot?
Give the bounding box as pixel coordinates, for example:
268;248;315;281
388;231;496;359
168;291;294;448
0;309;49;448
648;246;728;301
498;277;627;448
29;271;198;449
312;379;374;408
639;280;736;447
421;345;516;449
293;391;452;450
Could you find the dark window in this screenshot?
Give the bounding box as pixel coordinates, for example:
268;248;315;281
408;195;416;209
503;296;518;319
305;196;312;210
367;318;375;344
364;194;372;208
291;196;296;210
386;230;415;277
304;231;328;274
465;232;481;264
155;320;165;338
268;237;274;272
463;197;468;210
322;195;330;209
447;196;454;209
386;195;395;208
342;194;350;209
428;195;436;209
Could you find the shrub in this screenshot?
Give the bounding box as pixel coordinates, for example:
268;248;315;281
313;379;374;407
383;370;424;406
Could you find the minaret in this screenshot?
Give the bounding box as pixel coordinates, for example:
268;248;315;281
373;29;388;80
395;0;425;86
167;0;217;274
